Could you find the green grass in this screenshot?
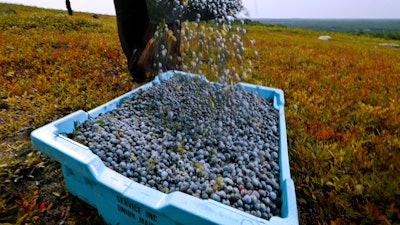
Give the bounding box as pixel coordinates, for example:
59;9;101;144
1;3;399;224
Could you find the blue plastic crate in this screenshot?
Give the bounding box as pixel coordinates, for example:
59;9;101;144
31;71;298;225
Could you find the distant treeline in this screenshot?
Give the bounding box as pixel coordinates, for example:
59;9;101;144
252;18;400;40
354;30;400;40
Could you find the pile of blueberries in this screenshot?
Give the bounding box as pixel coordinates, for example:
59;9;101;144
74;75;281;219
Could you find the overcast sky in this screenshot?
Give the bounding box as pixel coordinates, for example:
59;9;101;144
1;0;400;19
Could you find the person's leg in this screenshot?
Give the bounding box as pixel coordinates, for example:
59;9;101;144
166;22;182;70
151;21;182;73
113;0;156;82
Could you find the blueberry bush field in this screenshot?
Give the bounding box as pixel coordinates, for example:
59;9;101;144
0;4;131;224
246;26;400;224
1;3;399;224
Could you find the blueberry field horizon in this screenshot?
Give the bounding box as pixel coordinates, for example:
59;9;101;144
1;3;399;225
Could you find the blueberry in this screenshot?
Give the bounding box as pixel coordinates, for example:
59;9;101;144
211;193;221;202
243;195;252;204
190;183;198;192
217;190;227;199
269;191;277;201
161;171;168;180
163;181;169;188
124;151;131;159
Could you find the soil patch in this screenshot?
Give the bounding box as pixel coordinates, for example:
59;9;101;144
0;132;105;224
